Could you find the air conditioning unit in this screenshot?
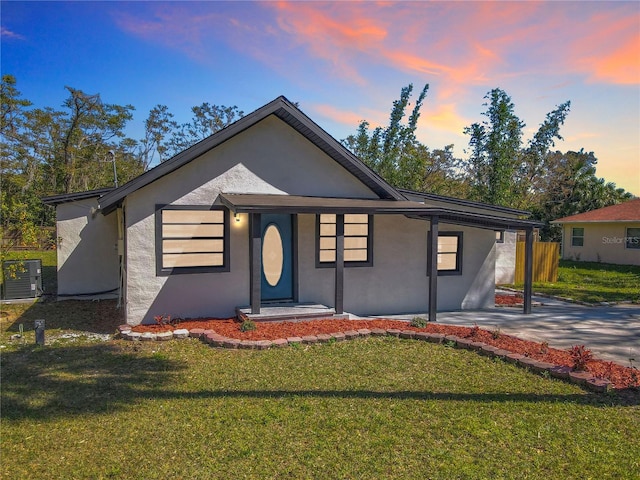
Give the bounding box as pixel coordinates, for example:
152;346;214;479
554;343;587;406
2;259;43;300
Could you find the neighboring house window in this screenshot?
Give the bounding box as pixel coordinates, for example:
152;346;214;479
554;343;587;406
316;214;373;267
428;232;463;276
626;227;640;249
156;205;229;275
571;227;584;247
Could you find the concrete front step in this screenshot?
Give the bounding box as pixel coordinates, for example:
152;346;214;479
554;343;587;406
236;303;349;323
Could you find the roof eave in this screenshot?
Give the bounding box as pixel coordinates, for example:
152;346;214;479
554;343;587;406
42;187;115;206
398;188;531;216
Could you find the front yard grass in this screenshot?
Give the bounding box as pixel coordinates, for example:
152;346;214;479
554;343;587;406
2;305;639;479
518;259;640;304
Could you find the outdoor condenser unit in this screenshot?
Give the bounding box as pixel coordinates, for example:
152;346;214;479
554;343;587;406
2;259;42;300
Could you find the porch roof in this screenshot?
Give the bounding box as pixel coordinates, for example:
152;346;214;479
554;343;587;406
218;193;543;231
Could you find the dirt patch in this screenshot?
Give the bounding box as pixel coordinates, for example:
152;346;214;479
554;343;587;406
132;317;639;390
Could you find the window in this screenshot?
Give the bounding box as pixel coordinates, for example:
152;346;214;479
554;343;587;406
626;227;640;249
317;214;372;267
571;227;584;247
428;232;463;276
156;205;229;275
495;231;505;243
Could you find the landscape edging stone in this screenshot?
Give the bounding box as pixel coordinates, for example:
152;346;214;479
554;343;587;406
118;324;613;393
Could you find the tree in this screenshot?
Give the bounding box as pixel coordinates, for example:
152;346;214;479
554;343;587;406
532;150;633;240
462;88;570;208
138;104;176;169
162;103;244;159
344;83;468;194
0;75;43;259
343;83;429;187
1;76;144;248
463;88;525;206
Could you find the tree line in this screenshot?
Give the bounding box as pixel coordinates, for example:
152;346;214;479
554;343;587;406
0;75;633;250
344;84;633;240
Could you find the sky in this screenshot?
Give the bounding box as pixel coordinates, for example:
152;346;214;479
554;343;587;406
2;1;639;195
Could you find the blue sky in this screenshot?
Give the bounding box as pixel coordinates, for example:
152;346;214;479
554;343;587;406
2;1;639;194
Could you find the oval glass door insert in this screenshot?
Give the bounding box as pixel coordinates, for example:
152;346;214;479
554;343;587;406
262;224;284;286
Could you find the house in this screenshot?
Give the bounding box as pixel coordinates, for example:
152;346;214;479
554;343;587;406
43;96;540;326
551;199;640;266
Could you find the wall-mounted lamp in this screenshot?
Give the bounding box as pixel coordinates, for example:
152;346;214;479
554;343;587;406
234;213;241;224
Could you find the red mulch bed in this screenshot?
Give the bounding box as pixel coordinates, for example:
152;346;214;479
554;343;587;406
495;293;524;306
132;317;639;390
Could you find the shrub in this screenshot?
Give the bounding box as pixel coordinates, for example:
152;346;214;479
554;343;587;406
569;345;593;371
240;319;257;332
410;317;427;328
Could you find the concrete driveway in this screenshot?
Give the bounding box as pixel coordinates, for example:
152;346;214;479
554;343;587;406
377;296;640;366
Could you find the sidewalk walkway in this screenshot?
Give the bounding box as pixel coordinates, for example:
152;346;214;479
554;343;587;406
372;296;640;365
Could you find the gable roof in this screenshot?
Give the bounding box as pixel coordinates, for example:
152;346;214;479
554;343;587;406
99;96;403;214
551;198;640;223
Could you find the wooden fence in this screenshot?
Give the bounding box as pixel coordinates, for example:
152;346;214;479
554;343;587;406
515;242;559;284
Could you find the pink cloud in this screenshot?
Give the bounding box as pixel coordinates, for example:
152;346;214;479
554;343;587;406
312;103;386;131
424;103;469;136
113;1;639;91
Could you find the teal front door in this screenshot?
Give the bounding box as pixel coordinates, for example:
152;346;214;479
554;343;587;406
261;214;293;301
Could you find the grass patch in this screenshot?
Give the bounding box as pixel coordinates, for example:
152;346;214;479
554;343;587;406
2;333;639;479
512;259;640;303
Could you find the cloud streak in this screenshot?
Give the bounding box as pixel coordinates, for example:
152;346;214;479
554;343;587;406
1;26;25;40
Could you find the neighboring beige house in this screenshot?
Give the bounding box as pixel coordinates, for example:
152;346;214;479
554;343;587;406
44;96;540;326
551;198;640;266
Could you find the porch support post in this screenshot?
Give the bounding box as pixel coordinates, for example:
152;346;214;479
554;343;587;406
523;227;533;314
428;216;439;322
335;213;344;315
250;213;262;315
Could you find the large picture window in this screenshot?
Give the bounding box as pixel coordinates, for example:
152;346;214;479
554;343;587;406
571;227;584;247
428;232;463;276
626;227;640;249
156;205;229;275
317;214;372;267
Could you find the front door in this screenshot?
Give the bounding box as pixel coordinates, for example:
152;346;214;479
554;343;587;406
261;214;293;301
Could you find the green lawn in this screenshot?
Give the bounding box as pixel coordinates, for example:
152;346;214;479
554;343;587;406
524;260;640;304
2;254;639;478
2;316;639;479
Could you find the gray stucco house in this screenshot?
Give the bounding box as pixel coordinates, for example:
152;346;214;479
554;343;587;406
44;96;540;326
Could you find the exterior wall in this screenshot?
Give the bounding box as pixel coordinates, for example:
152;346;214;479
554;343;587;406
56;198;119;295
495;231;517;284
561;222;640;266
298;214;496;315
124;115;379;325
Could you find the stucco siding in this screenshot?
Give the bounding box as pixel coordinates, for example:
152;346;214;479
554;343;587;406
298;215;495;315
56;198;119;295
562;222;640;266
124;115;380;324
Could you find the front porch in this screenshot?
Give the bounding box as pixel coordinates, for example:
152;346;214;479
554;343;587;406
220;193;542;322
